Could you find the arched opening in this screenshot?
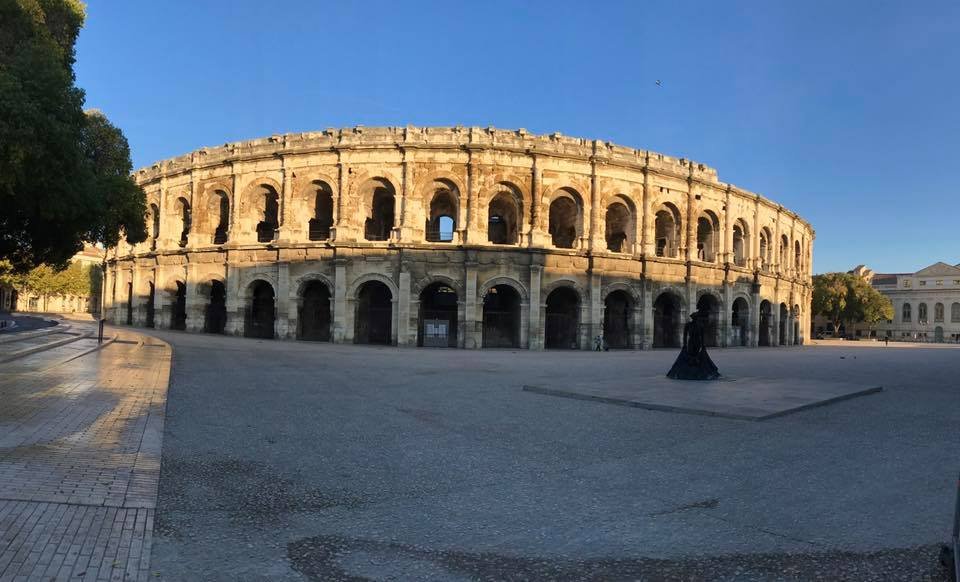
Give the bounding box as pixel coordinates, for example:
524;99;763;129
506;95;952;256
488;191;520;245
951;302;960;323
545;287;580;349
355;281;392;344
902;302;912;322
245;280;275;339
126;281;133;325
759;229;771;272
935;326;944;343
794;240;802;273
731;297;749;346
298;281;331;341
792;305;801;345
176;198;191;247
548;196;579;249
418;283;458;347
603;290;632;349
171;282;187;331
364;180;395;241
779;303;788;345
732;221;747;267
145;282;156;328
605;201;632;253
255;186;279;243
308;182;334;241
653;292;682;348
482;284;521;348
759;300;772;346
918;302;928;324
934;302;944;323
654;205;681;258
696;294;721;347
204;281;226;334
212;191;229;244
780;235;790;271
426;186;458;243
149;204;160;250
696;213;719;262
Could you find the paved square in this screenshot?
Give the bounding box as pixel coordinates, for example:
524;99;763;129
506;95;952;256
523;375;883;420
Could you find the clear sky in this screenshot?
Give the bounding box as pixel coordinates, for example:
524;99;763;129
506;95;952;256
74;0;959;274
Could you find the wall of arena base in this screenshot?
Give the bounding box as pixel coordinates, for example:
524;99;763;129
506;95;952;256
106;247;810;349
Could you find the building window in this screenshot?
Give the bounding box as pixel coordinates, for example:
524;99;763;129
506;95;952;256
902;303;911;322
936;280;943;286
918;303;927;323
919;280;926;286
952;302;960;323
903;280;911;288
954;280;960;285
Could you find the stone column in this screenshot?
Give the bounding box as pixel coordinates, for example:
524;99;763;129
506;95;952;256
684;177;695;262
589;271;602;348
276;262;290;339
771;303;780;347
751;289;761;348
465;158;479;244
397;270;412;346
640;278;653;349
225;263;242;336
464;259;479;348
641;168;654;257
528;265;543;350
130;264;144;326
185;263;203;332
721;282;731;347
333;258;348;343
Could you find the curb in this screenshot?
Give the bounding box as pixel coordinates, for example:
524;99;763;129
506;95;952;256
0;321;71;345
53;333;119;368
0;329;92;363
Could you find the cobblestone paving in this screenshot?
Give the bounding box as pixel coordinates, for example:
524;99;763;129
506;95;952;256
0;329;170;582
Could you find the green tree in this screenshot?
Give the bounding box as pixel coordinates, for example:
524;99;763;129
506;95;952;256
0;0;146;273
812;272;893;335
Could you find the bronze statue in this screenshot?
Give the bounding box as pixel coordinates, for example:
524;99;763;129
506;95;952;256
667;309;720;380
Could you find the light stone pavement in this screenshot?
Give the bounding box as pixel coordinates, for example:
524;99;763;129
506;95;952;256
146;332;959;581
0;325;170;582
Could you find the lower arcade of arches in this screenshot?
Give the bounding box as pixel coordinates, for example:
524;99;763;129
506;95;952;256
108;261;807;351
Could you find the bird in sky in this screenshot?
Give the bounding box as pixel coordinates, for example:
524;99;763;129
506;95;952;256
655;80;662;87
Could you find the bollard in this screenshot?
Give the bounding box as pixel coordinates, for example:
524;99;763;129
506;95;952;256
98;318;105;344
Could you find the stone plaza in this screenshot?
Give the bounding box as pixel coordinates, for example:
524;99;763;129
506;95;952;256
5;321;956;581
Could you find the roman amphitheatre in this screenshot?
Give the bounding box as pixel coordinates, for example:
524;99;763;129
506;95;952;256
104;126;813;350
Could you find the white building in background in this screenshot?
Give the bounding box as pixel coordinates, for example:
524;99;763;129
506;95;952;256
822;262;960;342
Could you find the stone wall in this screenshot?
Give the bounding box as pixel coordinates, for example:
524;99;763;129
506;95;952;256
105;126;814;349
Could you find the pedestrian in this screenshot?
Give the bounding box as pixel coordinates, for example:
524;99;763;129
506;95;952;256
884;336;889;347
594;335;603;351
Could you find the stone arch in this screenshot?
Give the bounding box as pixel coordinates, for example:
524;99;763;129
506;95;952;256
239;177;282;214
544;285;582;349
486;181;525;245
198;276;227;334
759;227;773;271
479;276;528;302
547;187;584;249
413;274;464;298
174;197;191;247
424;178;461;243
355;176;397;241
603;286;636;349
240;271;278;295
792;303;802;345
794;239;802;273
654;202;682;258
239;179;281;243
695;290;723;347
297;278;332;342
417;281;460;348
731;295;750;347
294;273;336;299
653;289;684;348
541;278;587;302
601;281;641;306
244;279;276;339
349;272;399;300
604;194;636;253
354;279;393;345
732;218;750;267
304;179;335;241
759;299;773;346
695;209;720;262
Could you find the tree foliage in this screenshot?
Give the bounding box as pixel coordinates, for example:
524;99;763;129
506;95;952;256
0;0;146;273
5;260;96;298
812;272;893;333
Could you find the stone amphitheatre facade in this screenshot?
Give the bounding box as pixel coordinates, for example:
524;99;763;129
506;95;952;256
104;126;814;350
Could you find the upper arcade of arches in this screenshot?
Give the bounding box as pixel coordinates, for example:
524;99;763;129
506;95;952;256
117;126;814;280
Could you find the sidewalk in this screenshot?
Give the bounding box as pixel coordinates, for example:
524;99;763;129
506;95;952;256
0;328;171;582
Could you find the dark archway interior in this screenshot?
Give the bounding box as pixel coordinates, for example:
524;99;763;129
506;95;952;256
779;303;788;345
653;293;681;348
604;290;632;349
488;193;519;245
731;297;749;346
605;203;630;253
298;281;331;341
214;193;229;244
171;282;187;331
355;281;392;344
426;190;457;242
759;301;772;346
545;287;580;349
365;188;395;241
145;282;156;328
696;294;720;347
204;281;227;334
309;185;334;241
548;197;578;249
482;285;520;348
256;188;279;243
126;282;133;325
418;283;458;347
177;199;191;247
245;281;275;339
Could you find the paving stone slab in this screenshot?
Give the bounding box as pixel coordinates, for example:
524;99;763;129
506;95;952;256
523;376;883;420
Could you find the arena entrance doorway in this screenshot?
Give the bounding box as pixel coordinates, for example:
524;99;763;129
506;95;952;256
298;281;331;341
653;292;682;348
545;287;580;349
245;281;275;339
355;281;392;344
171;282;187;331
418;283;458;347
603;290;632;349
204;281;226;334
482;285;520;348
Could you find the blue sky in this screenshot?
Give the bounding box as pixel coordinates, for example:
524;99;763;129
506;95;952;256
75;1;959;274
